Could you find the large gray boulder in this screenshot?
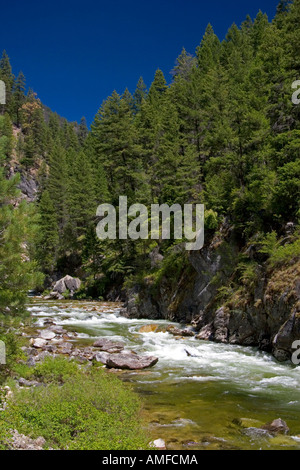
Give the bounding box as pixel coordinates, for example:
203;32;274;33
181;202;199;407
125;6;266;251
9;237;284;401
106;352;158;370
53;275;81;295
64;275;81;292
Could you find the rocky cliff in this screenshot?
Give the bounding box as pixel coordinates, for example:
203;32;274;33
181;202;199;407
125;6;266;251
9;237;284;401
122;223;300;363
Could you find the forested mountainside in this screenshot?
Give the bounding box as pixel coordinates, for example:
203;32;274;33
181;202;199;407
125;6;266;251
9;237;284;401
0;0;299;358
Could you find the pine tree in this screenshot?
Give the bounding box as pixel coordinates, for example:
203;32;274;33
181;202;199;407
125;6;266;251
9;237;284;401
47;143;69;235
0;115;42;321
133;77;147;114
91;90;148;205
36;190;59;275
78;116;88;145
171;48;196;81
0;51;14;115
13;71;26;126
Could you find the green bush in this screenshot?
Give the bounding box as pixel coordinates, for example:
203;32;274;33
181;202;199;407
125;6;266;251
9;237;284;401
0;332;24;385
33;356;80;384
258;230;300;267
0;357;149;450
268;237;300;267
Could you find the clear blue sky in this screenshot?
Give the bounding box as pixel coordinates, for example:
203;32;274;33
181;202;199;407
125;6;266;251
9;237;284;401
0;0;279;126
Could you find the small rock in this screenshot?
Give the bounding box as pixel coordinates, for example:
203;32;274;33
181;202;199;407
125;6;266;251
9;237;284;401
57;343;73;355
18;378;40;387
39;330;56;340
150;439;166;450
93;338;124;352
44;319;55;326
243;427;272;439
261;418;290;435
30;338;47;349
49;326;67;334
167;325;194;337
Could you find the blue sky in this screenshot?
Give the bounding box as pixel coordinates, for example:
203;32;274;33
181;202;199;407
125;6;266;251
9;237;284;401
0;0;279;126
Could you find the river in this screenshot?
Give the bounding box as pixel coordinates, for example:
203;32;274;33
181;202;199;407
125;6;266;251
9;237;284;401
28;299;300;451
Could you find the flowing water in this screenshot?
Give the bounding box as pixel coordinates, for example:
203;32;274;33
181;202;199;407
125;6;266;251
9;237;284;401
28;299;300;450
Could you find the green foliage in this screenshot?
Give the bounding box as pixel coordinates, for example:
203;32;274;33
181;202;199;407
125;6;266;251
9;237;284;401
149;245;189;294
0;357;149;450
0;332;24;385
269;237;300;266
258;230;300;267
205;209;219;230
257;231;280;256
237;261;260;291
33;356;80;384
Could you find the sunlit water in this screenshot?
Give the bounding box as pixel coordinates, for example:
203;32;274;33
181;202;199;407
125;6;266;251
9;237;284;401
28;300;300;450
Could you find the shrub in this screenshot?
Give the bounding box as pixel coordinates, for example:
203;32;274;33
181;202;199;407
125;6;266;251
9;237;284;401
0;357;149;450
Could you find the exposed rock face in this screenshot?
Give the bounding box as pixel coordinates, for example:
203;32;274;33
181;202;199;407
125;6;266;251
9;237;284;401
149;247;164;269
122;223;300;362
123;224;239;324
18;174;38;202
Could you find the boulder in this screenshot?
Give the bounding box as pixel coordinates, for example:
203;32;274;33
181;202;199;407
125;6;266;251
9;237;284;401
53;275;81;295
53;278;67;294
106;353;159;370
64;275;81;292
49;291;64;300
